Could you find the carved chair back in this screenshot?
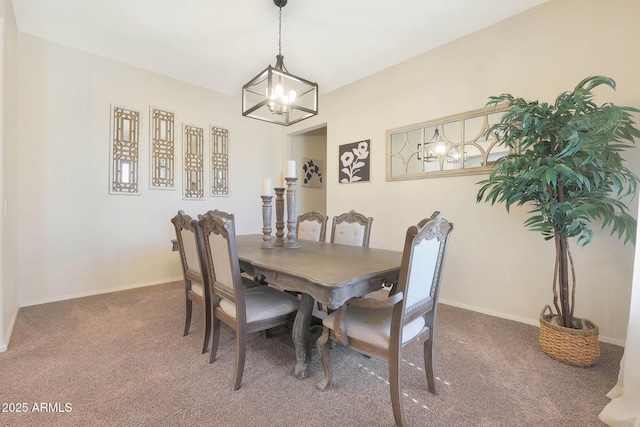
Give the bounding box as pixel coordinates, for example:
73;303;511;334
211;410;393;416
392;211;453;348
199;209;236;228
297;211;329;242
171;210;204;292
330;210;373;247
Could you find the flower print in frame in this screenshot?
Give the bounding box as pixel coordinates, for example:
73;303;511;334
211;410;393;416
302;158;323;188
339;139;370;183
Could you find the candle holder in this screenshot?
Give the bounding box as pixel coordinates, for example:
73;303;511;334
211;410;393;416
260;195;274;249
274;187;286;247
285;177;300;249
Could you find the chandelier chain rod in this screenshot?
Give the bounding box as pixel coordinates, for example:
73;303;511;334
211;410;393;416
278;6;282;56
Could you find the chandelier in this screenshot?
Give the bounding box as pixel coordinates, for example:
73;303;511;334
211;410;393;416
419;126;467;164
420;126;447;162
242;0;319;126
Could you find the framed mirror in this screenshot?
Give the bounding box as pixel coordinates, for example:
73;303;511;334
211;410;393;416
386;104;511;180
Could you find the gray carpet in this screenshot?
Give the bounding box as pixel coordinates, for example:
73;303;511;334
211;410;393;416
0;281;623;426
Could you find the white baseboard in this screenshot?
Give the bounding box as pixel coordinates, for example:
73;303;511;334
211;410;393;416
19;277;183;308
1;304;20;352
439;298;625;347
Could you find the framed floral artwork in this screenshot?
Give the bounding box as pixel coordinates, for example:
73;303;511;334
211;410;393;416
339;139;370;183
302;158;323;188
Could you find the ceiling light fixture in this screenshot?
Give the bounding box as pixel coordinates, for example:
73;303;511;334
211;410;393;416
242;0;318;126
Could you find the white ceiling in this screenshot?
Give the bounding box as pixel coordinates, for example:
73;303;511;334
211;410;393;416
12;0;549;97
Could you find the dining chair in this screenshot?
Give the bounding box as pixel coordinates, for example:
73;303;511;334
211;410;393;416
296;210;329;242
330;210;373;248
195;213;300;391
170;210;211;354
316;211;454;427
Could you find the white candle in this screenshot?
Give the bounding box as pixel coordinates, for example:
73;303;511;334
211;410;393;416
262;178;272;196
286;160;296;178
277;171;285;188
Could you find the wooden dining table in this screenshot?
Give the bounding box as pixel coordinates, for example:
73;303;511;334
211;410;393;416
234;234;403;379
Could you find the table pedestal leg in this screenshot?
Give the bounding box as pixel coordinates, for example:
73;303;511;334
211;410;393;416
293;293;314;379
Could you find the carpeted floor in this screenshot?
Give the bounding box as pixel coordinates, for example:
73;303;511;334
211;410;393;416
0;281;623;426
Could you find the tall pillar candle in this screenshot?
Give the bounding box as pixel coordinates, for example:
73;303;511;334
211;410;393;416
262;178;272;196
286;160;296;178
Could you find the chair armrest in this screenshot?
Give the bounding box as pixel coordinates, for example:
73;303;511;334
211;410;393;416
333;292;404;346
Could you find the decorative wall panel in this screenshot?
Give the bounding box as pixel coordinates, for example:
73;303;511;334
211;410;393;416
183;124;205;200
339;140;370;183
109;105;140;194
210;126;229;196
150;107;175;190
386;104;511;180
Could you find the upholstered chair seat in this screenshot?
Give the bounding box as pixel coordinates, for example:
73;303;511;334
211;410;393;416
190;282;205;298
322;298;431;349
219;286;300;324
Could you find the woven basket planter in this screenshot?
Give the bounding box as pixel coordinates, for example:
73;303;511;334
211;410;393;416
538;305;600;367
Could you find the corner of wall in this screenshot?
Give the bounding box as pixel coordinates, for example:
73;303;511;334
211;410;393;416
0;303;18;352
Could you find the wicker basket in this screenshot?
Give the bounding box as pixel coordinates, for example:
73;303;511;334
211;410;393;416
538;305;600;367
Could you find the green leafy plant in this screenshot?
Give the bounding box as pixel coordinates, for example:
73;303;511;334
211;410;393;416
477;76;640;329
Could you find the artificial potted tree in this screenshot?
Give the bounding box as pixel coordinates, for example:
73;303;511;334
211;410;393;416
476;75;639;366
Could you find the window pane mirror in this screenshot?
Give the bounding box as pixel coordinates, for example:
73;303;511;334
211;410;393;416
386;104;511;180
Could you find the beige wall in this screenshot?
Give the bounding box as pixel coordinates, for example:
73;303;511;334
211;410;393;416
14;33;283;307
4;0;638;346
285;0;640;343
1;0;18;351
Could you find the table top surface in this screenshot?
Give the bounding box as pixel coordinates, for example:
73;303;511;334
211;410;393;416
235;234;402;289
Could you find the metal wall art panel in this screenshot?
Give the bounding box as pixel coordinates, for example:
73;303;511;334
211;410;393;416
150;107;175;190
210;126;229;196
183;124;205;200
109;105;141;195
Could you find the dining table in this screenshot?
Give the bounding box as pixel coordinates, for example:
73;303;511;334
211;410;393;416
234;234;403;379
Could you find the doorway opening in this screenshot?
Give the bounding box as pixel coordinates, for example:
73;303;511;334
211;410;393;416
289;125;327;216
